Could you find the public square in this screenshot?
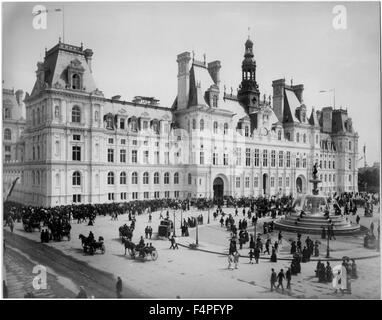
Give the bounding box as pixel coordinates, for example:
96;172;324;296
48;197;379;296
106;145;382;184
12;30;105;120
3;202;380;299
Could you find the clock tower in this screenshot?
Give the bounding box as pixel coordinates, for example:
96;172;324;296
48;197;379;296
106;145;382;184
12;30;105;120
238;37;260;114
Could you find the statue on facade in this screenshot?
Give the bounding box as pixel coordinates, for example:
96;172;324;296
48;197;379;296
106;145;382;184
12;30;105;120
313;162;318;179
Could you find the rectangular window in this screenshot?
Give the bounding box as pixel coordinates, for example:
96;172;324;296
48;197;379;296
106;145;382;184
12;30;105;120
286;177;290;187
254;149;259;167
279;151;284;167
174;191;180;198
132;192;138;200
213;153;218;165
108;193;115;201
296;158;300;168
143;150;149;164
121;139;126;145
108;138;114;144
143;121;148;130
271;150;276;167
262;150;268;167
254;176;259;188
302;158;307;168
200;151;204;165
132;150;137;163
164;191;170;198
72;146;81;161
278;177;283;187
73;194;81;203
246;148;251;166
154;191;160;199
164;152;169;164
271;177;275;188
235;177;240;188
144;192;149;199
120;192;127;200
236;148;241;166
155;151;160;164
245;177;250;188
132;140;137;146
73;134;81;141
286;152;291;168
5;154;11;162
108;148;114;162
120;149;126;163
120;119;125;130
223;154;228;166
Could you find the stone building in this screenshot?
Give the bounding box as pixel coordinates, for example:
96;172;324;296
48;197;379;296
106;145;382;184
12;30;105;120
3;38;359;206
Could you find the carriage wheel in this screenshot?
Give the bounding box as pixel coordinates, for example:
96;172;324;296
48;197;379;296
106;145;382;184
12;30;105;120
151;250;158;261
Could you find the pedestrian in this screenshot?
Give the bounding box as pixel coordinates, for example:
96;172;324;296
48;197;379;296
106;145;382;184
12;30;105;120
249;249;254;264
76;286;88;298
278;230;282;244
116;276;122;298
148;213;152;223
270;268;277;292
169;235;179;249
286;268;292;290
254;246;260;264
356;215;360;224
277;269;285;292
233;251;240;269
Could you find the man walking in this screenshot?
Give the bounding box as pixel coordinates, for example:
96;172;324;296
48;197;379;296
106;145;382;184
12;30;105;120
270;268;277;292
169;235;179;249
254;246;260;264
277;269;285;292
116;276;122;298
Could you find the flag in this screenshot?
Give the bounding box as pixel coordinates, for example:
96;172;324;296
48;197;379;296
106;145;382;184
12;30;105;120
4;177;19;201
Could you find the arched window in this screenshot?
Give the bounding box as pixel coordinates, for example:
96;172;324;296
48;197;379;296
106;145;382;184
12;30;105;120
143;172;149;184
4;128;11;140
286;132;291;141
72;74;81;89
213;121;218;134
278;131;282;140
72;106;81;123
54;106;60;119
174;172;179;184
72;171;81;186
200;119;204;131
154;172;159;184
132;172;138;184
224;123;228;135
192;119;196;130
107;172;115;185
164;172;170;184
188;173;192;185
106;117;113;129
130;118;138;132
153;121;159;134
4;108;11;119
303;134;306;143
120;172;127;184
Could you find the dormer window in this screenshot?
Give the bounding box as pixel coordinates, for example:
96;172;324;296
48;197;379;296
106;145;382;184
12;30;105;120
72;74;81;90
213;95;218;108
130;118;138;132
120;118;125;129
106;117;113;129
245;126;249;137
277;131;282;140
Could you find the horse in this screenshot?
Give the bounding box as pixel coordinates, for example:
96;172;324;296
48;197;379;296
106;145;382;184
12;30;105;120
119;224;133;241
121;236;136;256
79;234;89;247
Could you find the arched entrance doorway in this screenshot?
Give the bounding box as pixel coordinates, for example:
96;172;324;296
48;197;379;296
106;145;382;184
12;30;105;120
213;177;224;199
263;173;268;195
296;175;306;194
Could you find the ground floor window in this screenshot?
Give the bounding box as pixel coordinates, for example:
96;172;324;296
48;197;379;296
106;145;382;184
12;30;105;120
73;194;81;203
154;191;160;198
245;177;250;188
120;192;127;200
108;193;114;201
132;192;138;199
270;177;275;188
174;191;179;198
144;192;149;199
235;177;240;188
164;191;170;198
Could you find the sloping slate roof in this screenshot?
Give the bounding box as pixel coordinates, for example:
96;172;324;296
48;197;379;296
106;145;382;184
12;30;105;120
309;109;319;126
220;97;246;121
103;101;172;120
284;89;301;123
188;64;215;107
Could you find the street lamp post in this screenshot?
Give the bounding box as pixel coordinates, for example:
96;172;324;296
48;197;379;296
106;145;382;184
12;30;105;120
196;219;199;246
173;210;176;237
208;207;210;224
326;223;330;258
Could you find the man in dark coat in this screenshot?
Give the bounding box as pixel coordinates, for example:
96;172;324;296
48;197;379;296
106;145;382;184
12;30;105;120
276;269;285;292
285;268;292;290
116;276;122;298
254;246;260;264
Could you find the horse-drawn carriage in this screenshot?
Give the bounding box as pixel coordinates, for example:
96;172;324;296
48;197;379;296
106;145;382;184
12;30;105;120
22;217;41;232
119;223;134;241
121;237;158;261
79;234;105;255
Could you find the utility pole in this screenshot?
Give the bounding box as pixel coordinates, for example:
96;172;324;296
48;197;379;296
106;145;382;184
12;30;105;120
196;219;199;246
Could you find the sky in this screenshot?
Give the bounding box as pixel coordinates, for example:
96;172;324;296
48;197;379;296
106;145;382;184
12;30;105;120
2;1;381;166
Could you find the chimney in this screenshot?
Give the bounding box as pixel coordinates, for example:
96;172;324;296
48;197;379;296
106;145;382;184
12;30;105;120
84;48;94;73
272;78;285;122
15;89;24;106
291;84;304;103
176;52;191;110
207;60;221;87
322;107;333;133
